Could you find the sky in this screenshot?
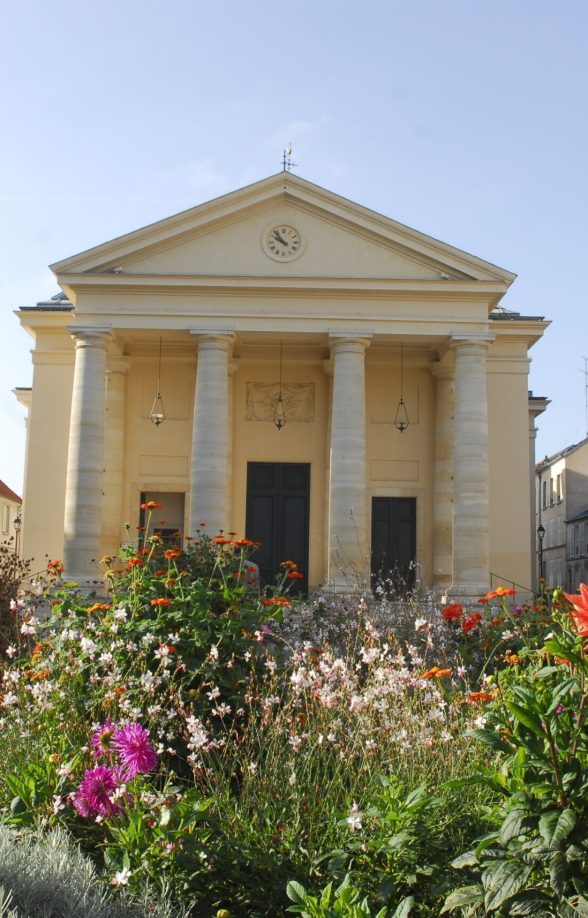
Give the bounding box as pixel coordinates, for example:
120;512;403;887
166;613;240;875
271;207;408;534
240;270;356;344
1;0;587;497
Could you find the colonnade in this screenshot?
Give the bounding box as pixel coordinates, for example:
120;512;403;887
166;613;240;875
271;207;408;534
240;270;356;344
62;327;492;597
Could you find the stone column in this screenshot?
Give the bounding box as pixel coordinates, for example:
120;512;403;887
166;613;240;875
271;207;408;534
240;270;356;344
63;327;111;581
432;361;455;594
102;356;131;556
189;333;234;537
328;336;370;590
449;337;492;598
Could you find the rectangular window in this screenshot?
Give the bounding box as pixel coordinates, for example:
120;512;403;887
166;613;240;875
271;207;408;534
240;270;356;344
556;474;563;503
1;505;9;534
542;481;548;510
549;479;555;506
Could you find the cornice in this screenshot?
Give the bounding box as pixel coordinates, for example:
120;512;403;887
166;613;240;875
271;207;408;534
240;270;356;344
58;272;508;303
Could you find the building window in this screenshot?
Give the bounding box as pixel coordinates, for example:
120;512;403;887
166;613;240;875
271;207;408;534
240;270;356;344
542;480;548;509
556;473;563;503
1;505;8;534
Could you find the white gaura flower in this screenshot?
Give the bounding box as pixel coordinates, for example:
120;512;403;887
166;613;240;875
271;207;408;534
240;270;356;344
347;802;362;831
5;646;16;658
112;866;131;886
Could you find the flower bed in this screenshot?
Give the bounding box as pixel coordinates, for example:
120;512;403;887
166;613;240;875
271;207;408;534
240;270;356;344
1;523;587;916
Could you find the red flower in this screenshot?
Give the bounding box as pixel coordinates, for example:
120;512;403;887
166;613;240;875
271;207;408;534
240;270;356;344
261;597;293;607
127;558;143;567
563;583;588;635
150;598;172;607
441;602;463;621
466;691;495;704
461;612;482;634
164;549;181;560
140;501;163;510
287;571;304;580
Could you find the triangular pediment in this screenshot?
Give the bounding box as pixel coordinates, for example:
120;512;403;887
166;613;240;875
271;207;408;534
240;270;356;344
51;173;515;287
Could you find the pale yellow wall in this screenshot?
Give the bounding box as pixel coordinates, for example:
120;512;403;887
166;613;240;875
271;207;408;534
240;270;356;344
366;356;436;587
487;341;533;590
116;348;195;556
231;347;328;589
21;330;74;566
122;205;446;280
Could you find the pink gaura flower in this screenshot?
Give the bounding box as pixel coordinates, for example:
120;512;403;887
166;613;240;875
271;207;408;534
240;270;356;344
73;765;121;818
91;718;116;758
113;723;158;778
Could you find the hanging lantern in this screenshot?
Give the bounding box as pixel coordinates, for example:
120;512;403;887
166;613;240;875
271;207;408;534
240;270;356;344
394;342;410;433
150;337;165;427
273;340;287;430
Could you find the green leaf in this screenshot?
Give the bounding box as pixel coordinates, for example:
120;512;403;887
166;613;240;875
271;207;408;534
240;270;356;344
507;889;553;914
549;850;568;898
483;862;533;911
286;881;307;904
499;808;536;846
507;702;546;737
391;897;414;917
539;809;576;850
440;885;484;913
451;850;479;869
468;728;513;754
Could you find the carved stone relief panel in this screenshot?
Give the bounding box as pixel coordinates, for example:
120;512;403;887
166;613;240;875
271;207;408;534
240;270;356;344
246;382;315;422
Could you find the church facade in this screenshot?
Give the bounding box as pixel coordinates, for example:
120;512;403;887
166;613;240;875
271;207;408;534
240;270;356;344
15;173;548;598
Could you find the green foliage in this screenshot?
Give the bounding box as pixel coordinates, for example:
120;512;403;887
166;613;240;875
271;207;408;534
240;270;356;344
286;874;390;917
0;540;33;656
443;599;588;915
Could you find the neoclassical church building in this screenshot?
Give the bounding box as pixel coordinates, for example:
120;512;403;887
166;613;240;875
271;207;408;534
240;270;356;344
15;172;548;597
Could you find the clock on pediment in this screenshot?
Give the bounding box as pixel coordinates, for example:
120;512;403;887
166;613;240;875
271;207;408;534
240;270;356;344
262;223;303;262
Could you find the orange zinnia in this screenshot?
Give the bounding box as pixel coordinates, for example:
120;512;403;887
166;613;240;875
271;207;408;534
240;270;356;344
261;597;293;607
150;598;172;606
140;501;163;510
422;666;453;679
563;583;588;635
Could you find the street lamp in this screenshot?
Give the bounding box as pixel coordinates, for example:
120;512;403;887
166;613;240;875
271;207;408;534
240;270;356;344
13;508;22;556
537;522;545;586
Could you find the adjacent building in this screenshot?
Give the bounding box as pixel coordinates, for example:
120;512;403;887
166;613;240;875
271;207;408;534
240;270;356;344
536;437;588;591
0;480;22;552
14;172;548;597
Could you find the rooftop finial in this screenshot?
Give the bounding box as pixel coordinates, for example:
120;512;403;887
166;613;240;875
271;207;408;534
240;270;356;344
281;145;297;172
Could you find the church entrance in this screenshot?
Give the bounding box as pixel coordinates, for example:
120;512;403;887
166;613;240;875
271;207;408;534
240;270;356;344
371;497;416;593
245;462;310;594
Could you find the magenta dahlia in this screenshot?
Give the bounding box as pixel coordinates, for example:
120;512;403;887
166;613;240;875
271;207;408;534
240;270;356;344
113;722;158;778
73;765;121;818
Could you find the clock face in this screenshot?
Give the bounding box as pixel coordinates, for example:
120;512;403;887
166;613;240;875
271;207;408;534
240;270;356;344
263;224;302;261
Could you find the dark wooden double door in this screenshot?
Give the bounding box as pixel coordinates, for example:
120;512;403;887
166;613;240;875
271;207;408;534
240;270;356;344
371;497;416;593
246;462;310;594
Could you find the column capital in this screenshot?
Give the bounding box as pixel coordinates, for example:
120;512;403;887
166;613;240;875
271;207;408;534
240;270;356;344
67;326;112;346
190;329;235;344
106;356;131;375
329;334;372;355
431;360;455;381
450;335;494;355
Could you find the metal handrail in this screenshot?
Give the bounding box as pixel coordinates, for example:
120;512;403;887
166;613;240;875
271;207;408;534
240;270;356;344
489;571;534;594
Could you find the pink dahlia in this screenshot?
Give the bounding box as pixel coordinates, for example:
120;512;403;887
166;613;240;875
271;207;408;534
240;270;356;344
113;722;158;778
73;765;121;818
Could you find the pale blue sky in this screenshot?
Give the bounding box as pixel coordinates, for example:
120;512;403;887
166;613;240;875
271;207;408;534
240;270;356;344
1;0;587;496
